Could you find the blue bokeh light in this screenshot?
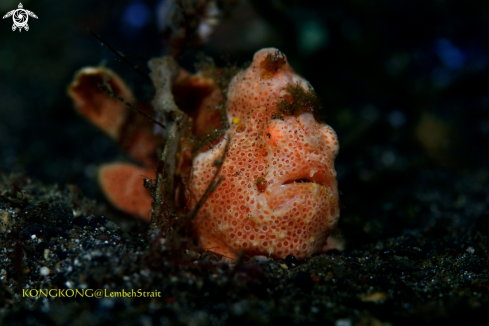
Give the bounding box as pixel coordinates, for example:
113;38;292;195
435;38;466;70
387;110;406;128
123;1;151;29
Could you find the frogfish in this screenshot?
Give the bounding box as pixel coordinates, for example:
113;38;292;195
68;48;340;260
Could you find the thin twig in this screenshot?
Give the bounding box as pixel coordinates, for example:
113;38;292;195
185;136;231;220
98;80;166;130
166;136;231;250
88;28;152;82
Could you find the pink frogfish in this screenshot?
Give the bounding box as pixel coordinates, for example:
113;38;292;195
68;48;340;260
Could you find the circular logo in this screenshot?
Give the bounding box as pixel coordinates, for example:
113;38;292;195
14;10;28;28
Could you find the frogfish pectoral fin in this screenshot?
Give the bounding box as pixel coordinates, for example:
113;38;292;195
98;163;155;221
68;67;160;167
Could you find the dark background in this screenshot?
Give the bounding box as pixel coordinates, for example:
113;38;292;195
1;0;488;248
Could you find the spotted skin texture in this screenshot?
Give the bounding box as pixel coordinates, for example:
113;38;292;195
190;48;340;260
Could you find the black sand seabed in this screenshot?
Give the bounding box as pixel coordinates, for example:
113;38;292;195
0;169;488;325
